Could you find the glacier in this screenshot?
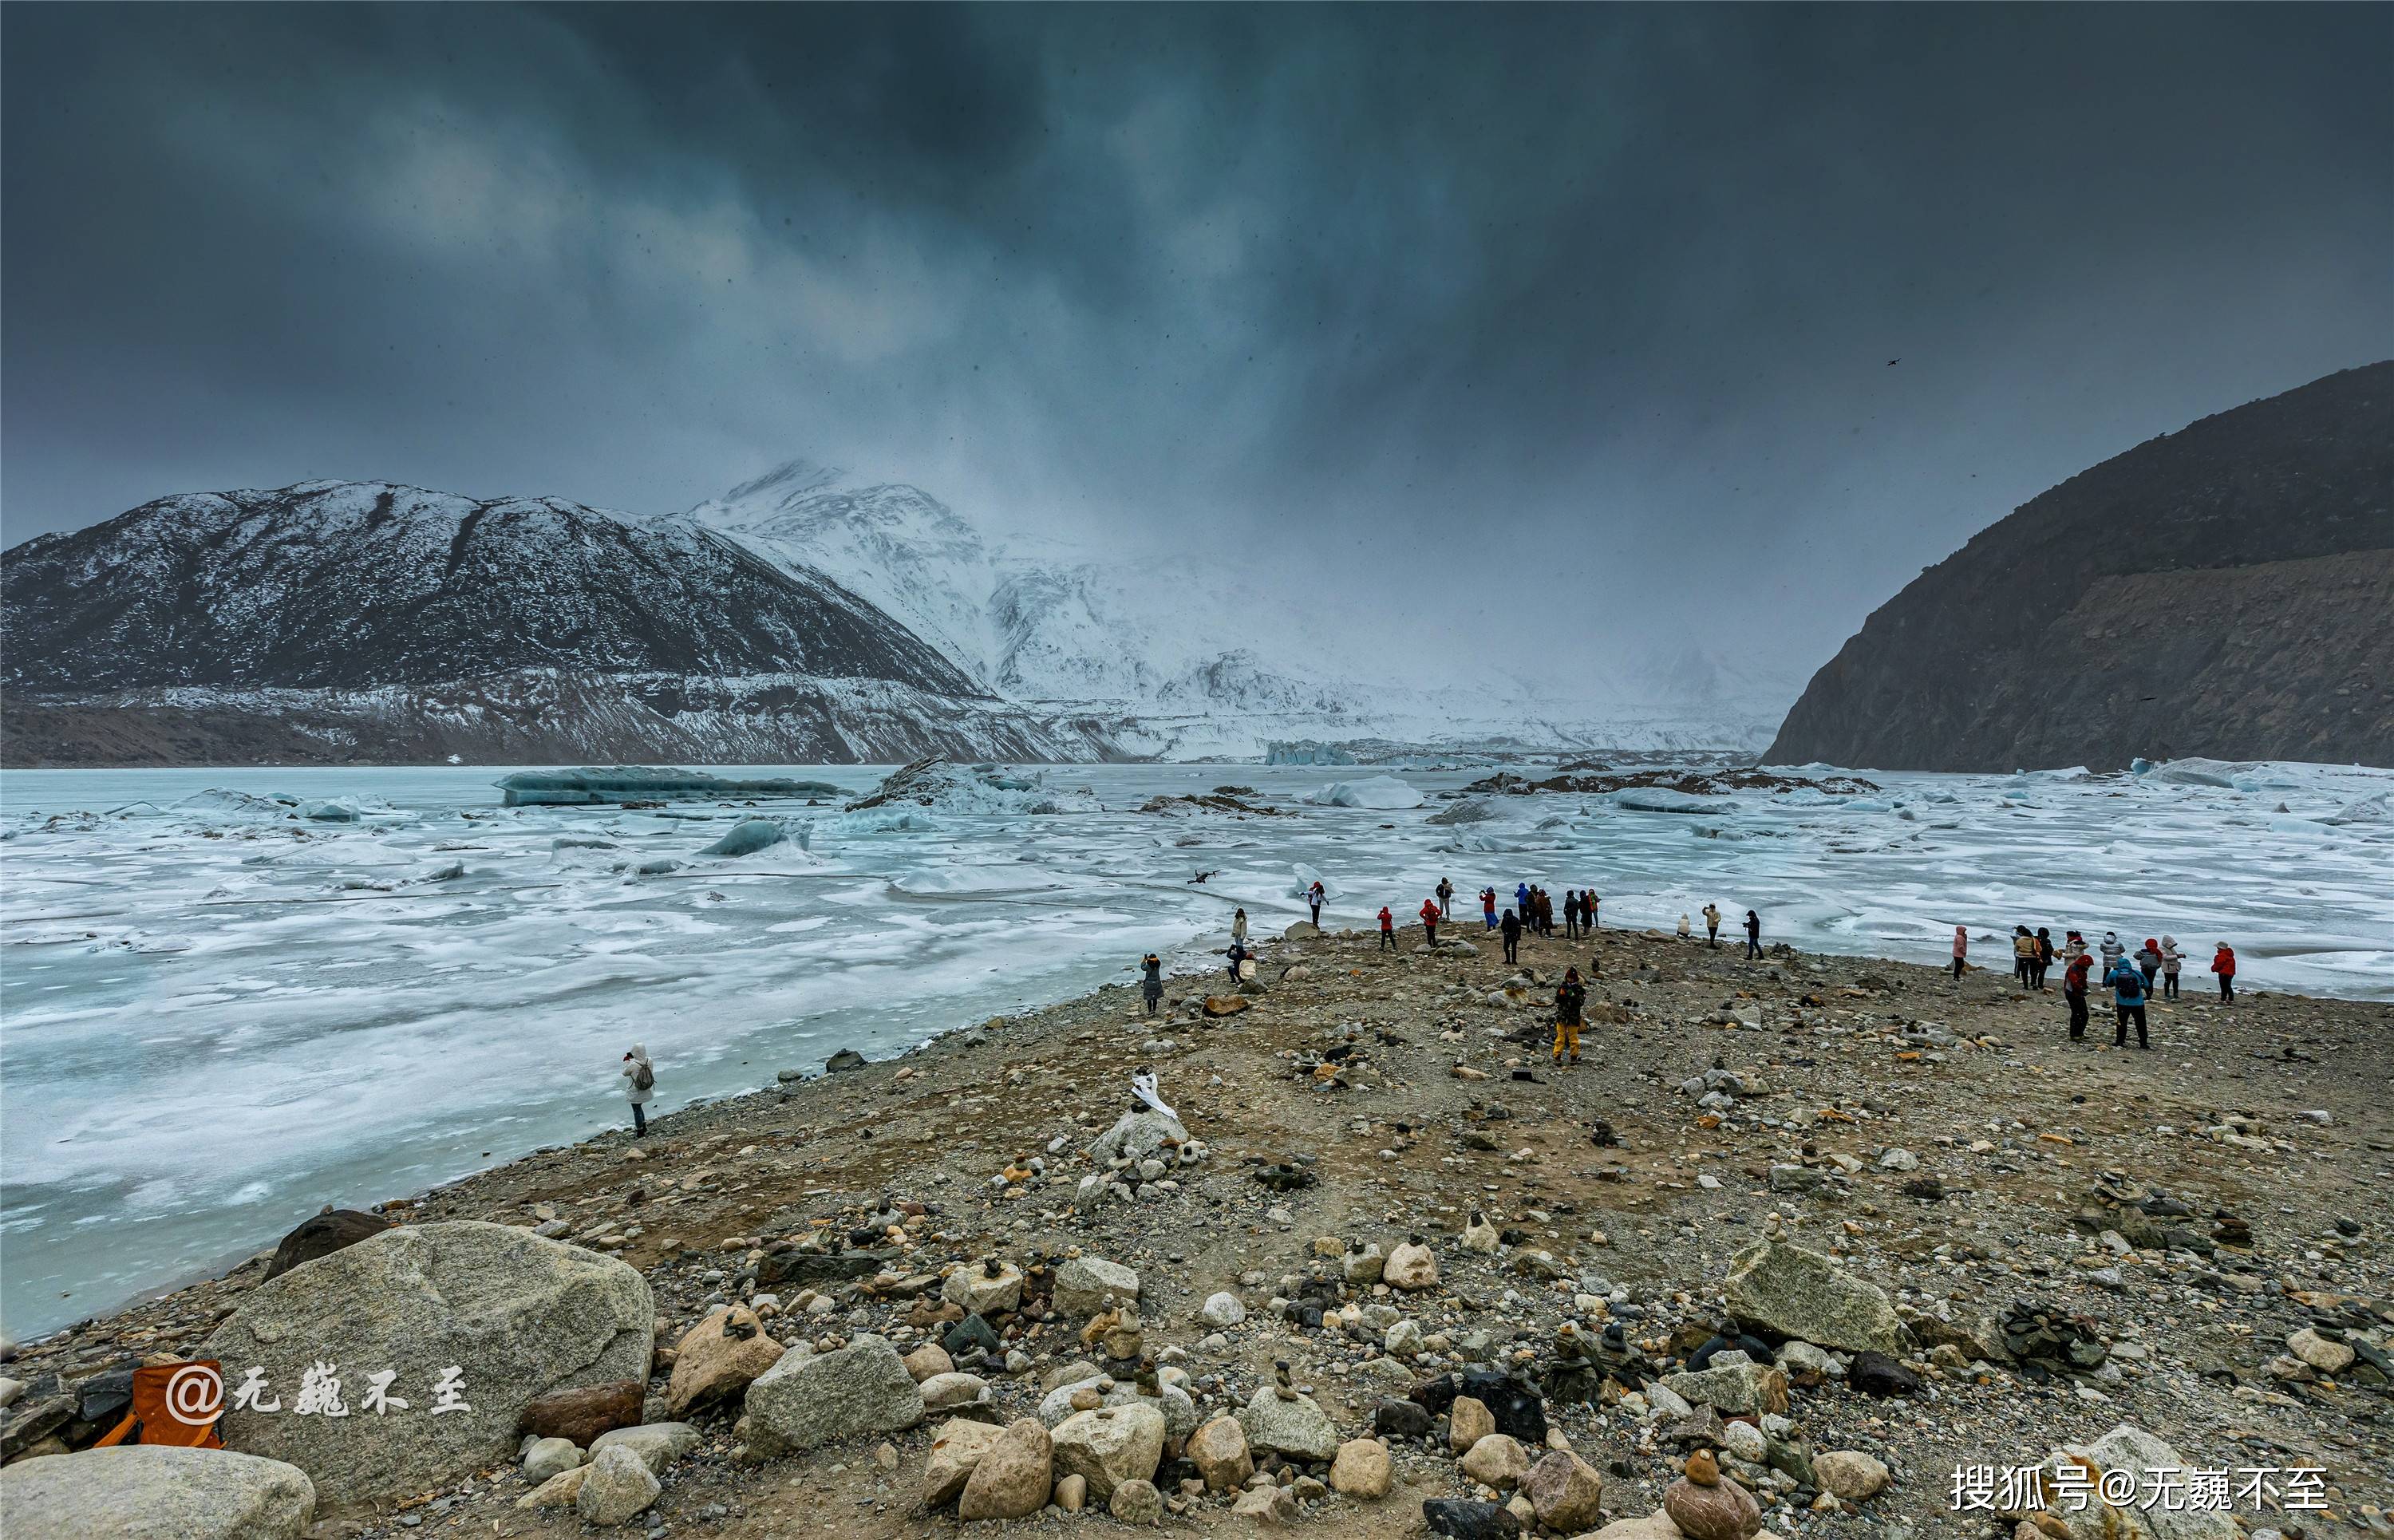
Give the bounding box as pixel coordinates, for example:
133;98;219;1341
6;756;2390;1344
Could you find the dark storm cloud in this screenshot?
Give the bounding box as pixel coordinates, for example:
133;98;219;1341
4;4;2388;678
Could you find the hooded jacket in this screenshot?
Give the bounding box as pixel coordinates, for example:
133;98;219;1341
622;1044;654;1105
2211;946;2236;977
2159;937;2183;973
2100;933;2125;966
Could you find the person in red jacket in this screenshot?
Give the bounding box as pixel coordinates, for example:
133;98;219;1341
1419;898;1441;948
2211;943;2237;1002
1378;906;1395;951
1482;887;1498;930
2062;951;2092;1040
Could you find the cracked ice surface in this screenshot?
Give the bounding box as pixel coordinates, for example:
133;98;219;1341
2;758;2389;1338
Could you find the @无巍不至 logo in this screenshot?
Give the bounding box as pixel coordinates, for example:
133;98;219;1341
164;1364;225;1425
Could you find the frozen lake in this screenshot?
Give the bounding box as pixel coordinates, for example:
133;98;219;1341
3;757;2390;1340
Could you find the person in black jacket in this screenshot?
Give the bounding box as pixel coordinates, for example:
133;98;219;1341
1140;953;1164;1017
1551;967;1587;1066
1743;910;1762;959
1499;907;1522;965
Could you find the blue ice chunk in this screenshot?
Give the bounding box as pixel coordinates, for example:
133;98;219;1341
495;767;843;807
699;819;788;858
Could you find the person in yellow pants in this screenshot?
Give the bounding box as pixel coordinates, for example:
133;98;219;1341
1551;967;1586;1066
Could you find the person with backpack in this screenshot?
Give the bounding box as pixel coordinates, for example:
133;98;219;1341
1551;967;1587;1067
1482;886;1499;930
2062;951;2092;1040
1420;897;1442;947
1306;880;1325;928
2135;938;2163;996
1141;952;1165;1017
2012;926;2036;989
2211;942;2237;1001
1500;906;1522;965
1743;909;1761;959
621;1044;655;1137
1378;906;1396;951
1226;938;1249;980
1701;902;1721;947
2159;935;2183;998
1586;891;1599;932
2110;957;2150;1048
1436;877;1455;919
1951;926;1968;978
2033;928;2056;990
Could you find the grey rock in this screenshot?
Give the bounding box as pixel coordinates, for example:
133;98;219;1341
743;1335;924;1455
1053;1257;1142;1317
589;1421;700;1475
0;1446;315;1538
1723;1239;1907;1354
201;1222;652;1508
575;1443;661;1526
1037;1376;1198;1442
1235;1382;1341;1462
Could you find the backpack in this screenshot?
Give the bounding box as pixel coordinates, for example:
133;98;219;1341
633;1060;654;1092
95;1361;227;1449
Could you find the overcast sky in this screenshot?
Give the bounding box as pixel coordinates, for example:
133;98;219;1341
4;4;2388;681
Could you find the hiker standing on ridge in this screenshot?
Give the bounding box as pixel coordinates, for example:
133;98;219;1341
1436;878;1454;919
1500;906;1522;965
1141;952;1164;1017
1482;886;1498;930
1702;902;1722;947
1744;909;1761;960
1378;906;1396;951
621;1044;655;1138
1551;967;1587;1068
1420;896;1442;948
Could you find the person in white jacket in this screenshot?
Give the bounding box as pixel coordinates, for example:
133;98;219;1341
1231;909;1249;946
622;1044;654;1138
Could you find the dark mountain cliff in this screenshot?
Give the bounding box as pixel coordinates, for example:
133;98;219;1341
1767;363;2394;772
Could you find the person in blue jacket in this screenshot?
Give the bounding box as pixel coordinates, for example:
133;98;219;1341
2109;957;2150;1048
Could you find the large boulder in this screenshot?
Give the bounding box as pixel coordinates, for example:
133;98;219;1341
589;1422;698;1475
1523;1450;1606;1530
1329;1437;1393;1499
1050;1402;1165;1505
1053;1258;1141;1317
200;1222;651;1509
922;1417;1006;1507
263;1210;389;1282
1188;1416;1254;1491
576;1443;661;1526
2035;1425;2237;1540
0;1446;315;1538
1722;1240;1906;1354
1236;1383;1341;1463
517;1380;642;1446
666;1306;786;1416
742;1335;924;1455
1660;1359;1789;1417
1037;1375;1198;1441
1459;1432;1530;1489
958;1417;1053;1522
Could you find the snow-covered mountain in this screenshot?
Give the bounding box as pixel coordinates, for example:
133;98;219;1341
2;469;1796;766
691;459;1796;756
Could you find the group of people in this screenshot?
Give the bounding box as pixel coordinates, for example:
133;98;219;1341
1950;923;2240;1048
1680;902;1764;958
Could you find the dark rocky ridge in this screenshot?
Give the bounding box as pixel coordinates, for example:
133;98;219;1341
1767;362;2394;772
1;481;981;694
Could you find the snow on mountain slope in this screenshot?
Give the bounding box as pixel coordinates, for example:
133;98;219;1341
693;460;1798;754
